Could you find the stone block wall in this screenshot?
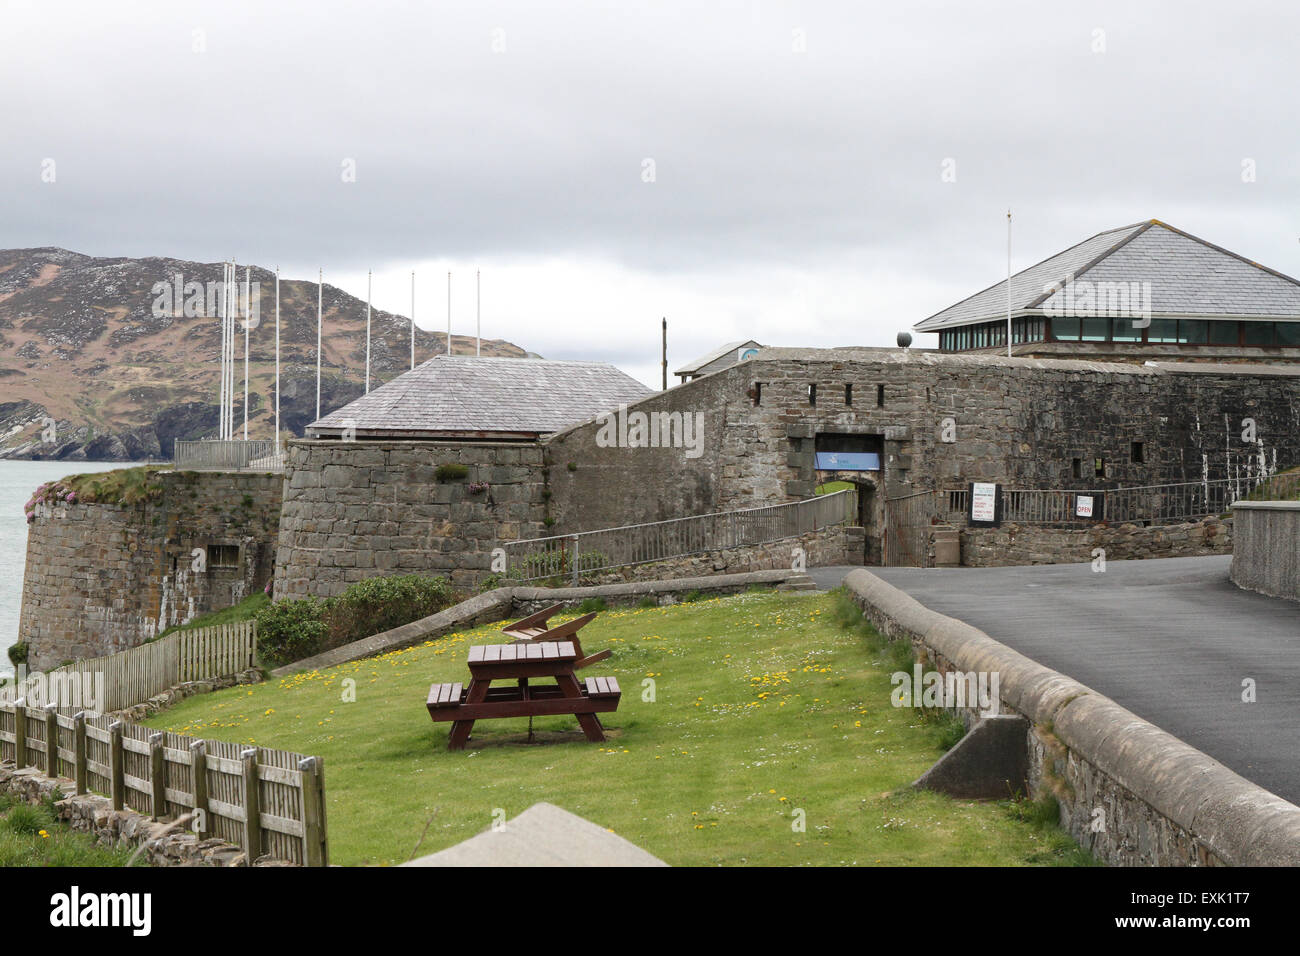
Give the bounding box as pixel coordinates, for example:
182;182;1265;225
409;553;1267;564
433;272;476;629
959;515;1232;566
1230;501;1300;600
19;469;282;671
273;440;547;598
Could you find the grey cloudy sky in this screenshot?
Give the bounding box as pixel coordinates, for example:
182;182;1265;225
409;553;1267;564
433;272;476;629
3;0;1298;385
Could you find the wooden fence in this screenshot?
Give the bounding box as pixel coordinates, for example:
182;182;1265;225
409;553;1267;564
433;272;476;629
0;621;257;713
0;702;327;865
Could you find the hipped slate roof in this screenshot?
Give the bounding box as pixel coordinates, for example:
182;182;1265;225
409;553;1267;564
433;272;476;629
915;220;1300;331
307;355;653;438
674;340;763;376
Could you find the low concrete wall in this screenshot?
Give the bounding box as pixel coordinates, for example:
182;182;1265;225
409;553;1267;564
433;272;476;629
960;516;1231;567
1231;501;1300;601
272;569;803;676
843;568;1300;866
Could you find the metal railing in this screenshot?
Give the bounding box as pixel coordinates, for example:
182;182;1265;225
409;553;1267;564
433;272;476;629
883;490;938;568
503;489;855;583
173;439;285;473
940;471;1300;527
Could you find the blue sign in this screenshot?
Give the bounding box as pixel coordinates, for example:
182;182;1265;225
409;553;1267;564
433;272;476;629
814;451;880;471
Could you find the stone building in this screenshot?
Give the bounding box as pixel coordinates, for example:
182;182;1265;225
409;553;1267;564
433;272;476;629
273;346;1300;590
916;220;1300;363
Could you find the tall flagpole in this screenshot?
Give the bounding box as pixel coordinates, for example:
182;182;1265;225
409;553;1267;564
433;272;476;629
243;265;250;440
316;268;323;421
446;271;451;356
410;271;415;370
476;268;481;357
275;267;280;454
1006;210;1013;359
365;270;372;393
218;262;226;439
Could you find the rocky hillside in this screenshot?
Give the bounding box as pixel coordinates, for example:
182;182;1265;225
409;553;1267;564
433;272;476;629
0;248;529;460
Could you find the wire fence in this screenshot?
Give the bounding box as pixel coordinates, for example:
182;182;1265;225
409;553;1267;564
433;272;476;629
503;490;855;583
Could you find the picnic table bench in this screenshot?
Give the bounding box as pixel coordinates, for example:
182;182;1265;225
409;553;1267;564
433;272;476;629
427;640;621;750
500;603;611;670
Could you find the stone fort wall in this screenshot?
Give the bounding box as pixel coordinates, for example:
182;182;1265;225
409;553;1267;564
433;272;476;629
19;470;281;671
546;350;1300;534
273;440;547;599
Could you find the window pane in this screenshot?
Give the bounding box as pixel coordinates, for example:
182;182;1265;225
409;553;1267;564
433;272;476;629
1111;317;1142;342
1243;322;1274;345
1208;321;1239;345
1181;320;1208;344
1277;323;1300;346
1148;318;1179;343
1052;316;1080;341
1081;317;1109;341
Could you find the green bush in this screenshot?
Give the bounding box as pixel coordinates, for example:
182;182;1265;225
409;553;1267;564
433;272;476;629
7;642;28;669
255;598;329;668
435;463;469;482
637;596;658;609
577;597;607;614
324;575;455;648
254;575;458;667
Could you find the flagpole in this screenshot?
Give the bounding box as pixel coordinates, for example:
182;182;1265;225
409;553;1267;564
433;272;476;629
243;265;250;440
274;267;280;454
218;262;227;439
446;271;451;356
1006;210;1013;359
316;268;323;421
365;270;372;393
410;270;415;370
476;268;481;357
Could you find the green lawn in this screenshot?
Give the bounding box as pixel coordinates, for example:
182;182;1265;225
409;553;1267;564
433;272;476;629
147;590;1093;867
0;793;138;867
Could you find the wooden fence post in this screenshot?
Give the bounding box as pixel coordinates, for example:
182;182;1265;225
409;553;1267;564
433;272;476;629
72;712;87;795
108;721;124;811
13;701;26;769
149;732;166;819
189;740;209;837
240;748;262;862
298;756;328;867
44;705;58;777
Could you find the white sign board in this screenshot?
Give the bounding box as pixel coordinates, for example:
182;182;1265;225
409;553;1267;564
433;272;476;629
1076;495;1094;518
971;482;998;523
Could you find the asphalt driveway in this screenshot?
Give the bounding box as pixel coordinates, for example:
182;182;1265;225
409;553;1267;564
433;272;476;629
809;556;1300;805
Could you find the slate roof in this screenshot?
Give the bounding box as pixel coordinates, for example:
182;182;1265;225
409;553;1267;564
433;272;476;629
915;220;1300;331
307;355;653;438
673;340;763;376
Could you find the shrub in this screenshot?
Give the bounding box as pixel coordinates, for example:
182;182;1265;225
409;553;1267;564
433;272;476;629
680;589;705;603
255;575;458;667
7;642;28;669
435;463;469;482
637;597;658;609
255;597;329;667
577;597;607;614
323;575;455;649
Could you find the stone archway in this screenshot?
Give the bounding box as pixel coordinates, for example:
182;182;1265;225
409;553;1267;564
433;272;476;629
816;471;884;565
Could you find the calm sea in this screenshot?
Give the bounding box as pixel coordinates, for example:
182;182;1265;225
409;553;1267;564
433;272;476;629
0;460;133;677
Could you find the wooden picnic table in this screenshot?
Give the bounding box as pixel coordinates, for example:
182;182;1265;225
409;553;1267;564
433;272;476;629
427;640;621;750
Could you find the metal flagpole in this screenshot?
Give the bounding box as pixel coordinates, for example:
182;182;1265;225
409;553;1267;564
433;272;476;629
1006;210;1013;359
218;262;227;439
446;271;451;356
316;268;323;421
226;261;234;439
365;270;372;393
410;271;415;370
476;268;481;357
275;267;280;454
243;266;250;440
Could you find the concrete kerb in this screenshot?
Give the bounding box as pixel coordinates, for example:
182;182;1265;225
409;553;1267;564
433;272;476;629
271;568;805;677
844;567;1300;866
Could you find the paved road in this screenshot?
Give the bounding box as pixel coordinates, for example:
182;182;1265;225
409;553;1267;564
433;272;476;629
809;557;1300;805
